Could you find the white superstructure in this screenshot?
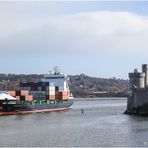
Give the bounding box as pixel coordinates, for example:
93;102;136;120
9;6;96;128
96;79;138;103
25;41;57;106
41;67;71;94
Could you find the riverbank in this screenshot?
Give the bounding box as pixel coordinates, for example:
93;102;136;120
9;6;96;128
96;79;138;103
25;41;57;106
74;97;127;101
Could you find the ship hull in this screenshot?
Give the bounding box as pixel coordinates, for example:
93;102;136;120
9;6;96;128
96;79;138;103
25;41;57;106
0;99;73;115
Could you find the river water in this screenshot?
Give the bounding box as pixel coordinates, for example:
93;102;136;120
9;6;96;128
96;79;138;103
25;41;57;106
0;98;148;147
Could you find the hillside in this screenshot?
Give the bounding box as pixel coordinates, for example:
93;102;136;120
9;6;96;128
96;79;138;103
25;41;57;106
0;73;129;98
69;74;129;97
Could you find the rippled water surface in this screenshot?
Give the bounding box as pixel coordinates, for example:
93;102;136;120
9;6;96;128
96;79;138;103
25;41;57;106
1;98;148;147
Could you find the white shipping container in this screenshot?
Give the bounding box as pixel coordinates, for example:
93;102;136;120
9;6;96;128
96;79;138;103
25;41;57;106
49;89;55;93
49;92;55;95
49;89;55;92
45;90;56;95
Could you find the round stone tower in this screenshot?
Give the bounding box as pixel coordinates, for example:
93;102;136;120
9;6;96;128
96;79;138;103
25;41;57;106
129;69;145;90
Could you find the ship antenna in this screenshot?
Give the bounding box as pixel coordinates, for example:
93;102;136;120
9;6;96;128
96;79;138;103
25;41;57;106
53;66;60;75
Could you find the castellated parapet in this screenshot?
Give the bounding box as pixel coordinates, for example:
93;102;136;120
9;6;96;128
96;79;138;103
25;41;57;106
125;64;148;115
129;72;145;89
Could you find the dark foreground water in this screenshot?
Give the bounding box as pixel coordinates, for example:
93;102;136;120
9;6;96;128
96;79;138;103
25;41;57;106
1;98;148;147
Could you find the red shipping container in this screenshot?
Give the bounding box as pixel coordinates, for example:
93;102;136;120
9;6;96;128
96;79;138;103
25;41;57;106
62;95;68;100
55;92;59;100
16;96;20;101
8;91;16;96
58;92;63;96
21;90;29;96
26;96;33;101
34;86;38;91
62;91;68;95
49;95;55;100
58;91;69;100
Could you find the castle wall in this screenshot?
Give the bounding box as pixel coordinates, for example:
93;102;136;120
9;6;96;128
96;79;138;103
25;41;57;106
128;89;148;109
127;95;134;111
126;64;148;115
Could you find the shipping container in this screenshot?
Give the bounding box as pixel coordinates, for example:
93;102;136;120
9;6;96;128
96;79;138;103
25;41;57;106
21;90;29;96
8;91;16;96
46;95;50;100
16;91;21;96
55;94;59;100
46;86;49;91
58;91;68;100
49;95;55;100
25;95;33;101
42;86;46;91
16;96;20;101
34;86;38;91
49;86;55;91
20;87;31;91
30;87;34;91
38;86;42;91
20;96;25;101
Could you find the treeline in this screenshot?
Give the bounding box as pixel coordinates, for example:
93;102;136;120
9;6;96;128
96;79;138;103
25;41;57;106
0;74;43;82
69;74;129;97
0;73;129;98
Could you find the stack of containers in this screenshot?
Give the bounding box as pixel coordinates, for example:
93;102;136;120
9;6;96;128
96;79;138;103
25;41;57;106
8;90;33;101
55;86;59;100
20;81;70;101
20;82;60;101
58;91;69;100
20;82;48;100
29;91;46;100
46;85;56;100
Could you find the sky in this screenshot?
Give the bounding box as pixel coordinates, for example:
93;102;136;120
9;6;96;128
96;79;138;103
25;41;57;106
0;1;148;79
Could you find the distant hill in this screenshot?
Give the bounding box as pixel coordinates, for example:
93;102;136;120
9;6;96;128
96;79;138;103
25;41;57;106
0;73;129;98
69;74;129;98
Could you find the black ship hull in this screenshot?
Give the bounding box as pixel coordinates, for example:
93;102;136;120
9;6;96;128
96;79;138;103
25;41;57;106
0;99;73;115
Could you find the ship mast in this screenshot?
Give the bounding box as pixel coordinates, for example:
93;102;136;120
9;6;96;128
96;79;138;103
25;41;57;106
53;66;60;75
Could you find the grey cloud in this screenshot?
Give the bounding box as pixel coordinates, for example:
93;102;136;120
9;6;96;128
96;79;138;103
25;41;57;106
0;11;148;58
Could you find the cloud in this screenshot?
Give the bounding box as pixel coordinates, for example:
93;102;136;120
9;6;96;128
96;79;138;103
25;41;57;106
0;11;148;58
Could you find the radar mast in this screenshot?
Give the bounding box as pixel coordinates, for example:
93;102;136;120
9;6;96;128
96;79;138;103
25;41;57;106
53;66;60;75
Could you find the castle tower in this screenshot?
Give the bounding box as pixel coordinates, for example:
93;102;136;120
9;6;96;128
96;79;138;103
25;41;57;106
142;64;148;87
129;69;145;90
125;64;148;115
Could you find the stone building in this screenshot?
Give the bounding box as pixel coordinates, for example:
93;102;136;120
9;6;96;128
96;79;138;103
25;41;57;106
125;64;148;115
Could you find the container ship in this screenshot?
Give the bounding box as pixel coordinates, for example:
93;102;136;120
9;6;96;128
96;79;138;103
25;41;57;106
0;67;73;115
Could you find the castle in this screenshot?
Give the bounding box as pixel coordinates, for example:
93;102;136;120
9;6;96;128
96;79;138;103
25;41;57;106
125;64;148;115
